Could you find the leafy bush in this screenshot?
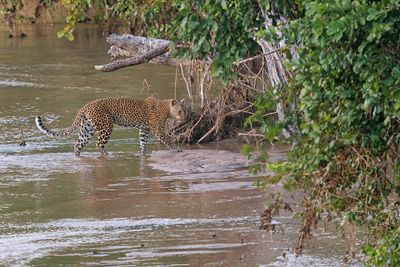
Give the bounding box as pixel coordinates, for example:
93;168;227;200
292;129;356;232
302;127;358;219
250;0;400;264
167;0;262;81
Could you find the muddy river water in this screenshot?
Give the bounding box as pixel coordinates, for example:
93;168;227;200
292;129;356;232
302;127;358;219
0;25;355;266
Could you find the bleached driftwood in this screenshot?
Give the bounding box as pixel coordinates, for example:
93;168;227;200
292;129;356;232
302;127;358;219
94;34;186;72
95;43;170;72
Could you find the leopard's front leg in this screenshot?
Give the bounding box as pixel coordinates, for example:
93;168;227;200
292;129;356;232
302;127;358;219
159;131;182;152
151;124;181;152
138;126;150;155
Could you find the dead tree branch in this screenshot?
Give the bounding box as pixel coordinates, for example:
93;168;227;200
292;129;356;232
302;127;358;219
95;42;171;72
94;34;191;72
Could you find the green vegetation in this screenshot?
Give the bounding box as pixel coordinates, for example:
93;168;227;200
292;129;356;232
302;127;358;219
251;1;400;265
57;0;87;40
61;0;400;265
168;1;262;81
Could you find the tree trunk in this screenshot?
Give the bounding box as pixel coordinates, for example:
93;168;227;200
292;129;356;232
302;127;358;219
257;38;292;138
256;10;299;138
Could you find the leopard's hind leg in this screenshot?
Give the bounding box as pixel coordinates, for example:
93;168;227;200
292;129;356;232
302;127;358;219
93;115;113;156
74;117;95;156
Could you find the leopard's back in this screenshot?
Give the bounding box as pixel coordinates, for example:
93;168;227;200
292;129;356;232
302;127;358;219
82;97;151;128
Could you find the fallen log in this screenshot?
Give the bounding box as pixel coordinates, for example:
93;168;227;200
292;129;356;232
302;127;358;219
95;43;170;72
94;34;186;72
106;34;171;55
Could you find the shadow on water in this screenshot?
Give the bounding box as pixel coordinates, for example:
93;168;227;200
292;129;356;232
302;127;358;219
0;25;360;266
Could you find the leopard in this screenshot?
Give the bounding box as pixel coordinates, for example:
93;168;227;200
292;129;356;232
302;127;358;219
35;96;187;156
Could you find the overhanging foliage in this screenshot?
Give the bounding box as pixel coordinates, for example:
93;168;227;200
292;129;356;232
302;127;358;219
249;0;400;264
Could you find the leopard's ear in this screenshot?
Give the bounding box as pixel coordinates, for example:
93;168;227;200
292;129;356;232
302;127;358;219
171;99;178;106
180;99;185;105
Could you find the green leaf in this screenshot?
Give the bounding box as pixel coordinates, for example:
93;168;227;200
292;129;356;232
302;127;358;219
56;30;65;38
240;144;251;157
313;19;325;37
66;31;74;41
259;0;270;11
210;64;222;77
327;21;339;36
212;21;218;33
392;67;400;78
259;123;267;134
221;0;227;10
358;41;367;53
366;8;379;21
180;16;188;29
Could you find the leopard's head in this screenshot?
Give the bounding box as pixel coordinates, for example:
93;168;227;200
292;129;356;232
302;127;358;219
170;99;187;123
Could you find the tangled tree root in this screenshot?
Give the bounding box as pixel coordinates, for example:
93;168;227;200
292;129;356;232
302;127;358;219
168;80;256;144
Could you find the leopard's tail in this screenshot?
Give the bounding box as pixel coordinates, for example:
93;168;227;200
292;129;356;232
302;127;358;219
35;111;83;138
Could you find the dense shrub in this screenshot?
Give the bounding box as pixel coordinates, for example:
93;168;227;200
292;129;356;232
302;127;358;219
254;1;400;264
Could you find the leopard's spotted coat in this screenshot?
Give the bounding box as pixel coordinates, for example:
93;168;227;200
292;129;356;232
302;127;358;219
35;96;186;156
